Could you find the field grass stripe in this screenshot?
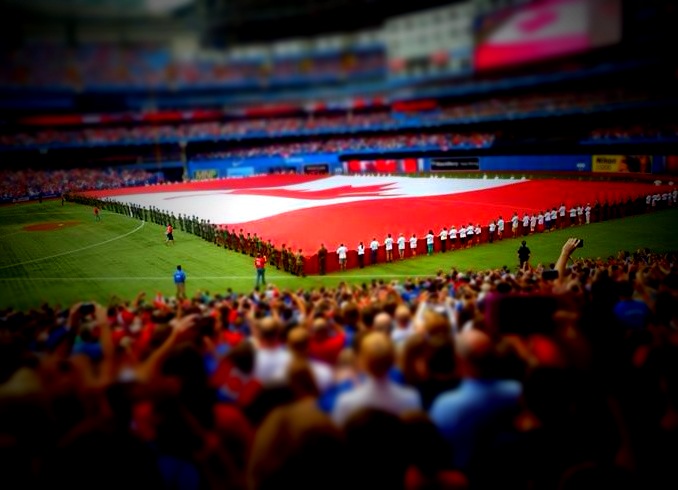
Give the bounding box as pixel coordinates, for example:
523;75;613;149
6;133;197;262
0;221;146;271
0;274;425;281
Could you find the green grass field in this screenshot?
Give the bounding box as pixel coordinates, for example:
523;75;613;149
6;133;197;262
1;199;678;310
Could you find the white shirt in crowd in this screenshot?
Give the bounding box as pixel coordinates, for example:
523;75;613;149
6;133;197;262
332;377;422;427
489;222;496;233
357;244;365;255
550;209;557;220
384;236;394;250
409;235;417;249
449;226;457;239
397;235;406;249
559;205;566;217
254;346;292;386
439;229;447;240
370;239;379;250
337;245;348;259
426;233;434;245
497;219;504;231
522;215;529;227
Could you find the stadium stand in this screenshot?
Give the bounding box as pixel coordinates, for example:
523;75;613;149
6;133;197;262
0;90;653;150
2;1;678;488
1;237;677;489
0;168;163;202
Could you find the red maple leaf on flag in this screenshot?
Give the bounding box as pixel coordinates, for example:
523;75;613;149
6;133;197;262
229;183;400;200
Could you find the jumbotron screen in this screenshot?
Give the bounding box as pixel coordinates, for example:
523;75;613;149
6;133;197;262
474;0;622;70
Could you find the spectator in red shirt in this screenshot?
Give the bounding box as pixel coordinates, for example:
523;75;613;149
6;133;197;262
308;317;346;365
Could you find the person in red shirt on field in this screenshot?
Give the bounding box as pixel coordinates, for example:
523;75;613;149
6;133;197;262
255;252;267;288
93;206;100;222
165;223;174;246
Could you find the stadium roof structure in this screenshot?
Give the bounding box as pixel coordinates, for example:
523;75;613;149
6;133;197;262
0;0;195;19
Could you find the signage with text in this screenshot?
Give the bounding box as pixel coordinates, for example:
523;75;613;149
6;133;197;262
431;157;480;171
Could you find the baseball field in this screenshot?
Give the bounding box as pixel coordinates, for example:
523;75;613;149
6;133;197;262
1;197;678;310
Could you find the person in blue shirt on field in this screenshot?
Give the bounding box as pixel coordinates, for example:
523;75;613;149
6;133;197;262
174;265;186;300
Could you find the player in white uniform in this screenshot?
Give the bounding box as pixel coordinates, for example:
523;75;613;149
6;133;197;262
585;203;591;224
497;216;504;240
370;238;380;264
459;226;466;248
397;233;406;260
439;227;448;253
448;225;457;250
559;203;566;229
409;234;418;257
488;221;496;243
569;206;577;226
522;214;529;237
384;234;394;263
336;243;348;271
466;224;474;248
425;230;435;255
357;242;365;268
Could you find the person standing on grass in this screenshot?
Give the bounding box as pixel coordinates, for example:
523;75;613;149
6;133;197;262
165;223;174;246
426;230;435;255
94;206;101;222
409;233;418;257
255;252;267;288
397;233;406;260
174;265;186;300
384;234;394;263
357;241;365;268
318;244;328;275
370;238;380;265
439;227;448;252
517;241;531;271
337;243;348;272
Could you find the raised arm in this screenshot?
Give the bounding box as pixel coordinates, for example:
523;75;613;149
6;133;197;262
556;238;581;285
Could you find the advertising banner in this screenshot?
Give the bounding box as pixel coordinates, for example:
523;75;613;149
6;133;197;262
431;157;480;171
592;155;652;173
193;169;218;180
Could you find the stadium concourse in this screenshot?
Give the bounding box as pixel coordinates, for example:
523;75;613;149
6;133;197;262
83;174;676;274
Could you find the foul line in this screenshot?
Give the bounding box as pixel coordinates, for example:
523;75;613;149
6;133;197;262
0;221;146;271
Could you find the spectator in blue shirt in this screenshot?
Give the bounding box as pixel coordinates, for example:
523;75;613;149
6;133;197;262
430;329;521;470
613;280;651;330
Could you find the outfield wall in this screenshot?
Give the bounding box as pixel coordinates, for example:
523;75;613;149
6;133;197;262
187;153;676;177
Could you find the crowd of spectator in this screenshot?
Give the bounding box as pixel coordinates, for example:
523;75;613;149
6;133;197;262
586;125;678;142
0;168;162;202
196;133;495;159
0;44;385;90
1;233;677;489
0;90;647;150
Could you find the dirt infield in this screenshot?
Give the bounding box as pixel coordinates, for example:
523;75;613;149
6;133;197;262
23;220;82;232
